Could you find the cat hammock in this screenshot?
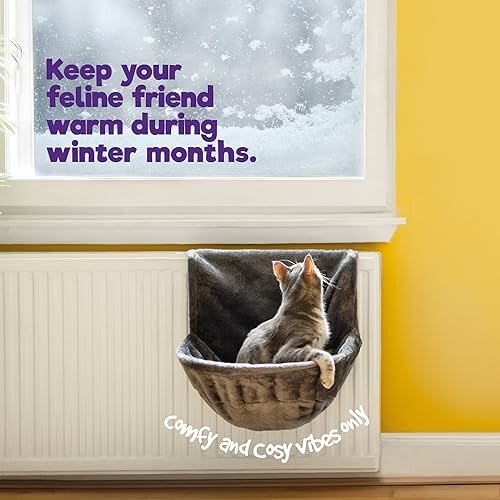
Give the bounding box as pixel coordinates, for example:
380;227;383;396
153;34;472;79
176;249;362;432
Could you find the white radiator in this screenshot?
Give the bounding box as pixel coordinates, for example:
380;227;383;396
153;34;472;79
0;252;380;476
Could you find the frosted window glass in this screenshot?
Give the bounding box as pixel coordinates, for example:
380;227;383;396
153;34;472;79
32;0;364;177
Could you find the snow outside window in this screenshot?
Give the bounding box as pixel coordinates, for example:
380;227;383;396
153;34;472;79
32;0;364;178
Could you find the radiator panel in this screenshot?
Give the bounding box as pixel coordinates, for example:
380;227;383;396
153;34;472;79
0;252;380;475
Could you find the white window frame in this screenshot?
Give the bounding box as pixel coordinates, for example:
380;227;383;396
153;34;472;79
0;0;404;244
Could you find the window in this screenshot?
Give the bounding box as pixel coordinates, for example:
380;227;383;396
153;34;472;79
0;0;403;244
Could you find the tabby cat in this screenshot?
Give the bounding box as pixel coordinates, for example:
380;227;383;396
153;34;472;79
236;254;335;389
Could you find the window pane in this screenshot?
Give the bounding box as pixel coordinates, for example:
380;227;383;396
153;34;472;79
32;0;364;177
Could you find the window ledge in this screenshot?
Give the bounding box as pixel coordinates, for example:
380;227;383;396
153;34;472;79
0;211;405;244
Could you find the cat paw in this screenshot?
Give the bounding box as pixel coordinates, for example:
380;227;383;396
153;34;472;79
320;372;335;389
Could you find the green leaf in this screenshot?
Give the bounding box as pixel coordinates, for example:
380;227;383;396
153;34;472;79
0;114;15;133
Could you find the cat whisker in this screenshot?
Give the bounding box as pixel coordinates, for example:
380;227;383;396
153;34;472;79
321;276;341;289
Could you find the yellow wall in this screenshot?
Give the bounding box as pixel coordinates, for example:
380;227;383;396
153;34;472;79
2;0;500;432
385;0;500;431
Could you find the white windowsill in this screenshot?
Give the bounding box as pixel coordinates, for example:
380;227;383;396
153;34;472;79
0;210;405;244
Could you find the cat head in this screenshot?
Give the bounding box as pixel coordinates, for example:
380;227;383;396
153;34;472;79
272;254;323;302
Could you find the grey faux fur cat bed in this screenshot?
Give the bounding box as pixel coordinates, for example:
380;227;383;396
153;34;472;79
176;249;362;432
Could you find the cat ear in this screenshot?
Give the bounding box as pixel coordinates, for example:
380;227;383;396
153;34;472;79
272;261;289;281
303;254;315;276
